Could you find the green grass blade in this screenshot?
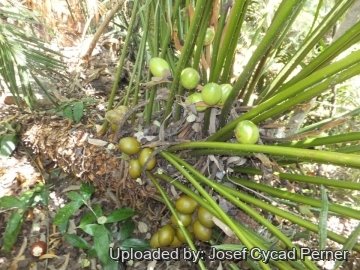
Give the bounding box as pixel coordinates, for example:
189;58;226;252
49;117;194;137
319;186;329;250
163;0;208;120
278;132;360;148
234;167;360;190
229;177;360;220
147;172;207;270
333;223;360;270
167;154;318;270
171;142;360;169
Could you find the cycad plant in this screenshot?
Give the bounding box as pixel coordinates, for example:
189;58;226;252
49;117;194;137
2;0;359;269
0;0;63;108
105;0;360;269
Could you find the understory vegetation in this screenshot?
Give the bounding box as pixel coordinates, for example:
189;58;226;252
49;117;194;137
1;0;360;269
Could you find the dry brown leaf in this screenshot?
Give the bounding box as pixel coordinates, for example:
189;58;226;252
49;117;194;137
212;217;235;238
208;155;224;172
208;108;217;135
58;254;70;270
39;253;59;260
254;153;273;168
226;156;247;167
87;138;108;146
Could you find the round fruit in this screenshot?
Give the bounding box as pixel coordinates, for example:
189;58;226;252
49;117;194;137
193;220;212;241
201;83;222;106
118;137;140;155
185;92;208;112
204;27;215;45
110;124;118;132
150;232;160;248
219;84;232;105
105;106;128;125
170;212;192;227
170;235;183;247
175;195;198;214
149;57;170;78
30;241;47;257
180;67;200;90
158;224;175;247
138;148;156;170
129;159;141;179
197;207;214;228
176;227;194;242
105;106;128;131
234;120;259;144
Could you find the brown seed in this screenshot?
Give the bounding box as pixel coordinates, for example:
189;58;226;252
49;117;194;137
30;241;47;257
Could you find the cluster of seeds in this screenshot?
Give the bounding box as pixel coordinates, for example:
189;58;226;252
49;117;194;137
182;69;233;112
150;195;215;248
148;57;261;144
148;56;233;112
118;137;156;179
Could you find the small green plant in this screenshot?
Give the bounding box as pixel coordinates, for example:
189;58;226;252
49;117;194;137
0;184;48;252
56;100;85;123
54;183;149;270
0;122;18;157
0;1;64;108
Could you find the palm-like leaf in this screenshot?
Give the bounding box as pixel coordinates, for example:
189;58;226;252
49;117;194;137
103;1;360;268
0;1;64;108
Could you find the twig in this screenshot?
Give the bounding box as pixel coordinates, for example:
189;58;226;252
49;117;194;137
81;0;125;60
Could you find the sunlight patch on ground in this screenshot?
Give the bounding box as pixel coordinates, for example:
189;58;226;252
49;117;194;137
0;156;40;197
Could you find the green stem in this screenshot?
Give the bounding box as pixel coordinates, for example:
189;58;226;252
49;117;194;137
160;0;182;58
241;48;270;104
337;144;360;154
252;63;360;123
105;0;140;112
202;109;211;136
100;0;140;134
159;167;360;252
229;176;360;220
278;132;360;148
167;154;318;270
192;2;212;68
163;0;207;121
260;0;355;100
219;0;305;126
210;0;247;82
147;172;207;270
304;0;324;39
219;0;250;84
175;1;214;121
249;0;305;105
218;182;360;252
160;152;272;270
208;49;360;141
144;1;161;124
170;141;360;169
234;167;360;190
155;172;269;247
160;153;255;247
124;6;150;106
297;107;360;134
209;2;229;82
